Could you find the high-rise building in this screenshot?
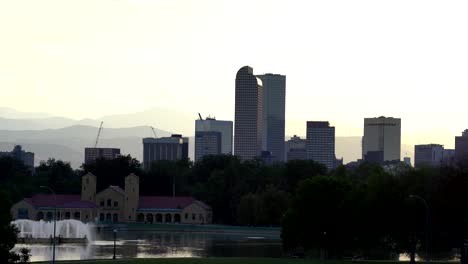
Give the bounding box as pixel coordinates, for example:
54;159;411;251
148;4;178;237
306;121;335;169
257;73;286;162
142;134;189;169
84;148;121;164
414;144;444;168
234;66;263;160
195;118;233;155
455;129;468;162
0;145;34;167
194;131;222;161
285;135;307;161
362;116;401;163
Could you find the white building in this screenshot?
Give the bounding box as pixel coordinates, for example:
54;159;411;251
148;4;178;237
362;116;401;163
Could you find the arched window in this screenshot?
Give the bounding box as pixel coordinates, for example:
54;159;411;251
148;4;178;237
113;213;118;222
137;213;144;222
174;214;181;223
46;212;53;221
107;199;112;207
156;214;163;223
36;212;44;221
74;212;80;220
99;213;104;221
165;214;172;223
146;214;154;224
106;213;112;221
65;212;71;219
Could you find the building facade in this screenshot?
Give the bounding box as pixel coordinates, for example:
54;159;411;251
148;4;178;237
362;116;401;163
195;118;233;159
234;66;263;160
285;135;307;161
306;121;335;169
0;145;34;167
11;173;212;225
194;131;222;162
84;148;121;164
257;73;286;162
455;129;468;162
414;144;444;168
142;134;189;169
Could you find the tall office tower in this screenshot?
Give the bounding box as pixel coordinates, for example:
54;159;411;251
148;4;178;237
257;73;286;162
306;121;336;169
285;135;307;161
455;129;468;161
234;66;263;160
142;134;189;169
195;117;233;156
362;116;401;163
194;131;222;162
414;144;444;168
84;148;121;164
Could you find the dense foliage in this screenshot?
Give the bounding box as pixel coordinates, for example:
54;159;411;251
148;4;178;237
2;154;468;261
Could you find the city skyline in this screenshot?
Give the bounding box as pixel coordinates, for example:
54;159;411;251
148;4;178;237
0;1;467;152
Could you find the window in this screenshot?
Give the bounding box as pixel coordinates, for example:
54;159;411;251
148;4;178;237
107;199;111;207
100;200;104;206
199;214;203;220
18;208;28;219
185;213;188;219
114;201;118;207
129;216;131;220
192;214;195;220
99;213;104;221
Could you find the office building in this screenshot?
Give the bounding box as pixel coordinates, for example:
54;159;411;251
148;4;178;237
195;131;222;161
306;121;335;169
234;66;263;160
142;134;189;169
257;73;286;162
195;117;233;156
84;148;121;164
455;129;468;162
285;135;307;161
414;144;444;168
362;116;401;163
0;145;34;167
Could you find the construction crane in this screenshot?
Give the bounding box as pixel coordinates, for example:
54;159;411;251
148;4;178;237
198;113;203;120
94;121;104;148
150;126;158;138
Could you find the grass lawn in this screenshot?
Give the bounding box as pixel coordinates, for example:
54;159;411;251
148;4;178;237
36;258;452;264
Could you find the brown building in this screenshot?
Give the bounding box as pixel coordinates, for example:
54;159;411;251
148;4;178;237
11;173;212;225
84;148;121;164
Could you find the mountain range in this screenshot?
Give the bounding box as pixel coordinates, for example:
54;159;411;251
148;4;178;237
0;107;413;168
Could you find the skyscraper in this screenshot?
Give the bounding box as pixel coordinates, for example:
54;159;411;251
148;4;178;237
306;121;335;169
142;134;189;169
234;66;263;160
195;117;233;156
194;131;222;162
84;148;121;164
362;116;401;163
455;129;468;162
257;73;286;162
414;144;444;168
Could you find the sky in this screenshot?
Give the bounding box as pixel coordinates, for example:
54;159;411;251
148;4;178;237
1;0;468;149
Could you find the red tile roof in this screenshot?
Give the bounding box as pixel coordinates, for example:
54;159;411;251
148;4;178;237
138;196;211;210
24;194;97;209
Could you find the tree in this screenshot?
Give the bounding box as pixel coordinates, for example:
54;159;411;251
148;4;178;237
35;159;80;194
0;192;20;263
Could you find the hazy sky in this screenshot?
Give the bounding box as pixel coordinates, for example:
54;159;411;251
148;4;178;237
1;0;467;148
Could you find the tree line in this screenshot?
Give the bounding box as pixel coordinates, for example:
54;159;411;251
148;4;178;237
2;154;468;262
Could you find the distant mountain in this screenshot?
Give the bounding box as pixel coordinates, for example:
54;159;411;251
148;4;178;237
0;107;53;119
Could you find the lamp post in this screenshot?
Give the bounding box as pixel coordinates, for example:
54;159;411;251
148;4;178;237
409;194;430;264
40;186;57;264
113;229;117;259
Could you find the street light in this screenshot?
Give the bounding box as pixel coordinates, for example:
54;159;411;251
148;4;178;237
40;186;57;264
113;229;117;260
409;194;430;264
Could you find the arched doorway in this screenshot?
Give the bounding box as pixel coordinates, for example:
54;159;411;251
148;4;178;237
74;212;80;220
146;214;154;224
46;212;53;221
113;213;118;222
65;212;71;219
137;213;144;222
36;212;44;221
165;214;172;223
106;213;112;222
99;213;104;221
156;214;163;223
174;214;181;223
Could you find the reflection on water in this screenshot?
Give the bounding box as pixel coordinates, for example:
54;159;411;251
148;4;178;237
13;230;283;262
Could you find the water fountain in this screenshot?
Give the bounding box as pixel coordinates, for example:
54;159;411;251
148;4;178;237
12;219;94;243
